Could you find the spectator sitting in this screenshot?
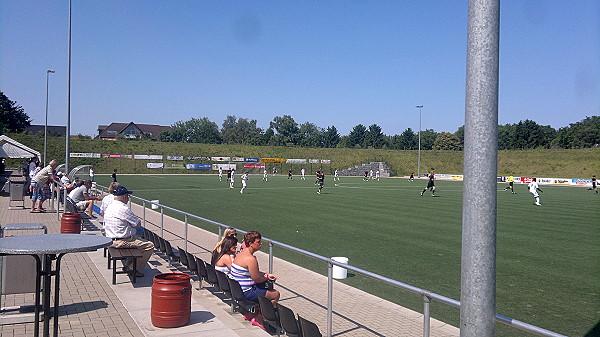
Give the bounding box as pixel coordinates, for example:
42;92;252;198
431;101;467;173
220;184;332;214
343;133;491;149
103;185;154;277
213;227;238;254
100;182;121;216
231;231;280;304
68;179;101;218
58;172;75;191
211;236;238;277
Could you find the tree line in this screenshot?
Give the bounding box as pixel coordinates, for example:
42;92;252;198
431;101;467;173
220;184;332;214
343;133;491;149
159;114;599;150
1;91;598;150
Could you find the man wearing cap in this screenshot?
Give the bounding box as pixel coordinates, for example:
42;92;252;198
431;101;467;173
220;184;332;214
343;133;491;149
103;186;154;277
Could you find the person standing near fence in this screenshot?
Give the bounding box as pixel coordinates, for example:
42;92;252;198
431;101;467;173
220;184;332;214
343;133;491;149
301;167;306;180
111;169;118;182
218;167;223;182
30;159;57;213
89;167;94;181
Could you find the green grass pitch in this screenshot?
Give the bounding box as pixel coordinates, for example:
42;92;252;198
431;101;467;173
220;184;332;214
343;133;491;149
95;174;598;336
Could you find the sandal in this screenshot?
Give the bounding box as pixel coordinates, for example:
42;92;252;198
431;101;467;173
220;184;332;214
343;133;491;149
250;318;267;331
30;210;39;213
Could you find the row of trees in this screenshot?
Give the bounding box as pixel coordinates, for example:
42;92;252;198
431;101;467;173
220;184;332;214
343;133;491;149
160;114;599;150
1;91;598;149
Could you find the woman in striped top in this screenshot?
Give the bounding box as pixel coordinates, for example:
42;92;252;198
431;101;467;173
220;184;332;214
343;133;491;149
231;231;280;304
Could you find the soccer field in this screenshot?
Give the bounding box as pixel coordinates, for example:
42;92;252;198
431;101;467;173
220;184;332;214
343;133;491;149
96;174;598;336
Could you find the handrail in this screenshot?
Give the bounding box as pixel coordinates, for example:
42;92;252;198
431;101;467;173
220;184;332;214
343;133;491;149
95;183;566;337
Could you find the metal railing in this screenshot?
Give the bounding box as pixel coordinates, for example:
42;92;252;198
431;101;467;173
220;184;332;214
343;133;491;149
94;183;565;337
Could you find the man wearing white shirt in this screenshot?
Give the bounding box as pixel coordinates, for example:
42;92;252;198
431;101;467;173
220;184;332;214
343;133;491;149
68;180;100;218
528;178;543;206
103;186;154;277
100;182;120;216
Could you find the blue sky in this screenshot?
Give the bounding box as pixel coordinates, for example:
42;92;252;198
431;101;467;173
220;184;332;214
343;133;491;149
1;1;598;137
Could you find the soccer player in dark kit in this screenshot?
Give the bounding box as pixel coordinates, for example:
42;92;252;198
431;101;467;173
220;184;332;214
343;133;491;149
421;171;436;197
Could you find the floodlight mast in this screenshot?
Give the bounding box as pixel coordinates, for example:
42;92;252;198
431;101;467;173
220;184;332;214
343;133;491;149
461;0;500;336
66;0;72;174
415;105;423;178
44;70;55;166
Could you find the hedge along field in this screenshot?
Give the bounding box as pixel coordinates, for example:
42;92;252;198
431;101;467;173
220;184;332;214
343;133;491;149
5;133;600;178
95;174;599;337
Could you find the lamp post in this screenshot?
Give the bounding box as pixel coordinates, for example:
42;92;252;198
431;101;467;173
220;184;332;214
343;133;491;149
416;105;423;178
66;0;72;174
44;70;56;167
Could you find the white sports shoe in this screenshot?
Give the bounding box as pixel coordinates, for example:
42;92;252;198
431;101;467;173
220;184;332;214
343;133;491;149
535;202;541;206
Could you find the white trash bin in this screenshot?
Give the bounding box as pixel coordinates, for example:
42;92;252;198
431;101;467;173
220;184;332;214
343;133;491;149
331;257;349;279
151;200;159;210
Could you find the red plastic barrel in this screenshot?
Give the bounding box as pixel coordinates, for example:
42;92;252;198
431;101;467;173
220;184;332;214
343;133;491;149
60;213;82;234
151;273;192;328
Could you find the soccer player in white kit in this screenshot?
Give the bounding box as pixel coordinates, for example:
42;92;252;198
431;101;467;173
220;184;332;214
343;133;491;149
263;169;268;181
230;169;235;188
334;169;340;181
218;167;223;181
375;170;380;181
240;172;249;194
528;178;543;206
301;168;306;180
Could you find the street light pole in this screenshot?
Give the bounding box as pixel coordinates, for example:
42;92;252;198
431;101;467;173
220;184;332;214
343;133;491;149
44;70;56;167
66;0;72;174
416;105;423;178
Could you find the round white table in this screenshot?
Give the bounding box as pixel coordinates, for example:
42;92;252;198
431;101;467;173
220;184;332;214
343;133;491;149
0;234;112;337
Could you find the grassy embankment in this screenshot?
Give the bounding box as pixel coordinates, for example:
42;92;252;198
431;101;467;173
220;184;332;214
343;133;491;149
5;133;599;178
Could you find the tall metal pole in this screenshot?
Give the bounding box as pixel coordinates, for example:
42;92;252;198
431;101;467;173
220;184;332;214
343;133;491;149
65;0;72;174
460;0;500;336
416;105;423;178
44;70;55;167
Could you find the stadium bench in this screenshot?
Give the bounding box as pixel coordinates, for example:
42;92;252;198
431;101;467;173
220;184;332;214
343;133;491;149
107;247;143;284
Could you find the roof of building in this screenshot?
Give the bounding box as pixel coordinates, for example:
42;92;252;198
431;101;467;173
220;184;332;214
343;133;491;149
25;125;67;136
97;122;170;140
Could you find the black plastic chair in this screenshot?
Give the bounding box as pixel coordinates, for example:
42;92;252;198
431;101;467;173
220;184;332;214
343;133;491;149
276;303;300;337
186;251;198;275
177;247;189;267
204;262;219;287
258;295;282;336
298;315;322;337
227;277;257;314
141;227;149;240
149;231;160;251
215;270;231;294
157;236;167;254
215;270;236;311
164;240;179;265
195;257;207;288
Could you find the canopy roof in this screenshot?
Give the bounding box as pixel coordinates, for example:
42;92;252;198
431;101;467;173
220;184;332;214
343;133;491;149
0;135;41;158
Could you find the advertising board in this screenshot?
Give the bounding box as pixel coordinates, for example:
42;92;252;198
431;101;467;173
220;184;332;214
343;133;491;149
146;163;164;169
